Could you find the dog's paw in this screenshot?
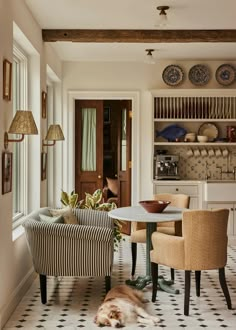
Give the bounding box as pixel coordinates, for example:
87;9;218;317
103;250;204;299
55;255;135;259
141;298;149;303
151;316;160;325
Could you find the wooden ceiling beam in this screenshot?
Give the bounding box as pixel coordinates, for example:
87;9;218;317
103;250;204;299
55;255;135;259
42;29;236;43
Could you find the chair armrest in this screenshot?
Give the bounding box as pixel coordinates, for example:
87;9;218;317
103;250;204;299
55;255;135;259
151;232;185;269
23;219;114;243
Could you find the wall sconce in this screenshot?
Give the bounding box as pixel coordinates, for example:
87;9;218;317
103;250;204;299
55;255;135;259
4;110;38;149
42;124;65;147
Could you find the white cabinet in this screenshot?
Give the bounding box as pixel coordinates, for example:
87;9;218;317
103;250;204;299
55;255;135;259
207;202;236;244
153;181;202;209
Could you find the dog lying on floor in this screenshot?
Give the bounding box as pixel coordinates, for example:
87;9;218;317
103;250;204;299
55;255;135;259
94;284;160;327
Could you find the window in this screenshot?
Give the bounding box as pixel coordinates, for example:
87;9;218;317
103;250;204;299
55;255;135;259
12;43;28;225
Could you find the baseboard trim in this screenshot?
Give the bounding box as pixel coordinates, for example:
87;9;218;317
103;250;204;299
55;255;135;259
0;267;36;328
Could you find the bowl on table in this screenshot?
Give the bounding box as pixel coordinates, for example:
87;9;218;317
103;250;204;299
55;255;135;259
139;200;171;213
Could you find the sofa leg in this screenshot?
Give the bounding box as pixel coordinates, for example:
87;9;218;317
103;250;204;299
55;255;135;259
39;274;47;304
184;270;191;316
105;276;111;293
131;242;137;276
219;267;232;309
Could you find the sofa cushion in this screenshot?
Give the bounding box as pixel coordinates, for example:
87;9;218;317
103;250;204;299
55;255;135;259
49;206;78;224
106;177;118;196
39;214;64;224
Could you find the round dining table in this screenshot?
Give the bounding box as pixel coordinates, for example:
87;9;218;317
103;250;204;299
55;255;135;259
109;205;184;293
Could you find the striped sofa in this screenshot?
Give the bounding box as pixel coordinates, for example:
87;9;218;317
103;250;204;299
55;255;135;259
23;207;114;304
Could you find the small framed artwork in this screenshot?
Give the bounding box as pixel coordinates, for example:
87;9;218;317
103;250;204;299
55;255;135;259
42;91;47;119
41;152;47;181
2;151;13;194
104;107;111;123
3;59;12;101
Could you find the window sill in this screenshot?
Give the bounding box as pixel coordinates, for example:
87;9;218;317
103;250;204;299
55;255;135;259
12;224;25;241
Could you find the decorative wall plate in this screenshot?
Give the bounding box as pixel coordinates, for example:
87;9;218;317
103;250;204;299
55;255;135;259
162;65;184;86
189;64;210;86
198;123;218;142
215;64;235;86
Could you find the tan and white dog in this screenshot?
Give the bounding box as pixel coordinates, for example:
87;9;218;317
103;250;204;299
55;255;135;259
94;285;160;327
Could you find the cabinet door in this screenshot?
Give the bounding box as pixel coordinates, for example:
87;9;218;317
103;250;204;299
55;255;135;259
207;203;234;236
189;197;199;209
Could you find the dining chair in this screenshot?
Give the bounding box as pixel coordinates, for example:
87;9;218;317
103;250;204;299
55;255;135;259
151;209;232;316
130;193;190;279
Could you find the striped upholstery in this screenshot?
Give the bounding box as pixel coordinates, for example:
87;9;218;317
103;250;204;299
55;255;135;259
23;208;114;277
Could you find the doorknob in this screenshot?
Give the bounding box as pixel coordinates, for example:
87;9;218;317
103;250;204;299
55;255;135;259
98;175;102;179
115;174;118;178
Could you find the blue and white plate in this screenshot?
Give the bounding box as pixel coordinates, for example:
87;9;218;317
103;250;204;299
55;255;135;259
215;64;235;86
189;64;210;86
162;65;184;86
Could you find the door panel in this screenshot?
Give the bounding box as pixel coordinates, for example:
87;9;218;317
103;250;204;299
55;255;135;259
117;100;132;234
75;100;103;200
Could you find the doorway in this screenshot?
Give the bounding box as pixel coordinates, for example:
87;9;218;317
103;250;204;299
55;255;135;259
74;99;132;234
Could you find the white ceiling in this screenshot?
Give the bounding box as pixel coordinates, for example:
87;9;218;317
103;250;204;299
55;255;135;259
24;0;236;62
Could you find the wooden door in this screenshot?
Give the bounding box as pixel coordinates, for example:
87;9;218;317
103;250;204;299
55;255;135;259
75;100;104;200
117;100;132;234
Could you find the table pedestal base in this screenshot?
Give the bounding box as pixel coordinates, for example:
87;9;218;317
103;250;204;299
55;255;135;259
126;275;180;294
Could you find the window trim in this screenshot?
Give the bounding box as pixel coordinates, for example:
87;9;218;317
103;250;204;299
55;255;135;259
12;42;29;227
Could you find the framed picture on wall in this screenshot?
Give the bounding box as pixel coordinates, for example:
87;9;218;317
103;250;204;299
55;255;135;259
42;91;47;119
3;59;12;101
2;151;13;194
41;152;47;181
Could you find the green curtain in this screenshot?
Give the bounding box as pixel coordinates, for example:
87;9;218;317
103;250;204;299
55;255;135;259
81;108;96;171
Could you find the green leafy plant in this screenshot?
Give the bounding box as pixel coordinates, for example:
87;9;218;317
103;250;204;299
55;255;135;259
60;188;124;249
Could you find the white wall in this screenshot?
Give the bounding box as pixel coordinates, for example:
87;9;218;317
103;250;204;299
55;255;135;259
62;60;236;203
0;1;62;327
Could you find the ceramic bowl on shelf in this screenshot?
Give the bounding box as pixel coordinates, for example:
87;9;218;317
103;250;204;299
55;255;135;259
185;133;196;142
139;200;171;213
197;135;208;143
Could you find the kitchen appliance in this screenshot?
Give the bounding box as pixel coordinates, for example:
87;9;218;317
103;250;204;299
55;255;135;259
154;155;180;180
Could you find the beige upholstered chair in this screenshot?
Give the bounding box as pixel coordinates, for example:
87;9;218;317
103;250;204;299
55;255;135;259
130;193;190;278
151;209;232;316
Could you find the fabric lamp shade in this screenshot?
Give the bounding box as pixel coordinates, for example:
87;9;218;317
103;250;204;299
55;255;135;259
45;125;65;141
8;110;38;135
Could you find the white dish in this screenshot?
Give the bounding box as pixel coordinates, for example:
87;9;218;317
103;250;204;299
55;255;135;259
198;123;218;142
197;135;208;143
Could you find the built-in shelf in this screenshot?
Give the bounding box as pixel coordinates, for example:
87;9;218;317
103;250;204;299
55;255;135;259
154;142;236;146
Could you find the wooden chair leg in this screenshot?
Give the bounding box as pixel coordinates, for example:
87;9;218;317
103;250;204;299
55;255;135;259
195;270;201;297
39;274;47;304
131;242;137;276
184;270;191;316
171;268;175;282
105;276;111;293
151;262;158;302
219;268;232;309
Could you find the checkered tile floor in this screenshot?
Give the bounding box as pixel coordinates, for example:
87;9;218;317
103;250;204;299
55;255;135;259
3;238;236;329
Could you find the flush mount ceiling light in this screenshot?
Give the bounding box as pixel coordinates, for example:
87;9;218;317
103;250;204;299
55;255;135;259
145;49;155;64
156;5;170;28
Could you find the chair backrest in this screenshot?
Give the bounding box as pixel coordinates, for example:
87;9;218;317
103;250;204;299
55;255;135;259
154;193;190;209
182;209;229;270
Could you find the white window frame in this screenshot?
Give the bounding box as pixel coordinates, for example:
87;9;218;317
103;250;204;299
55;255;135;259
12;42;29;228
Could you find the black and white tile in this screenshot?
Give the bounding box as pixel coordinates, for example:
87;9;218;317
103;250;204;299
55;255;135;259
3;239;236;329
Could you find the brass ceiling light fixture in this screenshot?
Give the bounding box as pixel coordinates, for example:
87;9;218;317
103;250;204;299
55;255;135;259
145;49;155;64
156;5;170;27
